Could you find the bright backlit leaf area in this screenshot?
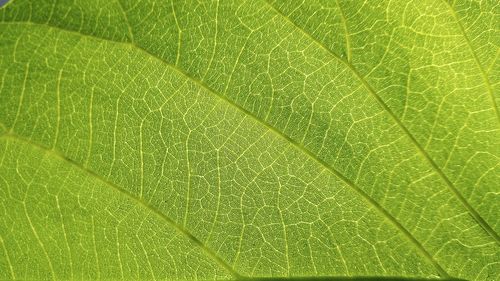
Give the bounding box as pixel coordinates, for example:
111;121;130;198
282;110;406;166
0;0;499;280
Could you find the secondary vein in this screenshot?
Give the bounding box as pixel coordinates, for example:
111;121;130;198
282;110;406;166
441;0;499;122
0;133;243;280
262;0;500;244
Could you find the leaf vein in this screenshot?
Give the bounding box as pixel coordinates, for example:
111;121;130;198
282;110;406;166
0;133;243;280
442;0;499;122
262;0;500;244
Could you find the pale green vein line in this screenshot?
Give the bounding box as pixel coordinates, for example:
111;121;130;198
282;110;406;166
0;133;243;280
203;0;220;79
335;0;351;63
171;0;182;66
0;21;449;278
53;37;81;149
134;220;155;281
262;0;500;244
85;88;94;166
139;115;145;199
183;131;192;227
486;49;499;74
55;195;74;280
54;68;62;149
0;69;7;107
442;0;499;122
114;227;125;279
277;184;291;276
91;216;101;280
109;95;121;177
9;62;29;134
205;149;222;244
0;235;15;279
47;0;58;24
22;199;56;281
116;0;134;43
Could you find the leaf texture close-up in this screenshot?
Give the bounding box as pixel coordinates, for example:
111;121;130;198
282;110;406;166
0;0;499;280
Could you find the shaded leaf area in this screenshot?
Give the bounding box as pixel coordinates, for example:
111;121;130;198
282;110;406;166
0;0;499;280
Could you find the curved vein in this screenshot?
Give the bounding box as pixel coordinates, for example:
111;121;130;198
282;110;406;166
0;21;449;277
335;0;351;63
441;0;499;122
0;133;243;280
262;0;500;244
116;0;134;43
0;234;15;279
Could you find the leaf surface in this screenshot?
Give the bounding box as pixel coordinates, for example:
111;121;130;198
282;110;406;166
0;0;499;280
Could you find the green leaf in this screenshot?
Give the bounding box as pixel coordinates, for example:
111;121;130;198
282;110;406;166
0;0;498;280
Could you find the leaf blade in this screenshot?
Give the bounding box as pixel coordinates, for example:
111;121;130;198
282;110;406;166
0;0;499;280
